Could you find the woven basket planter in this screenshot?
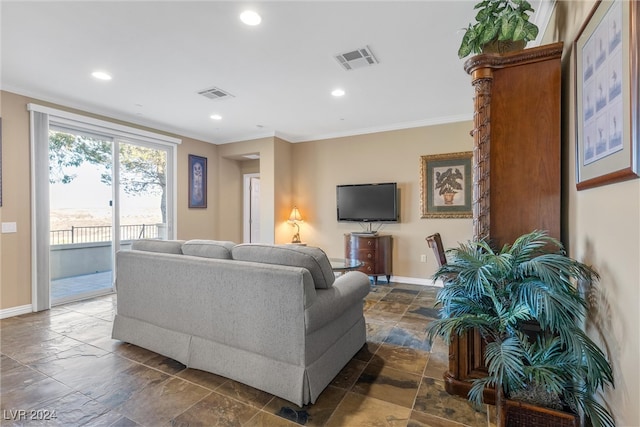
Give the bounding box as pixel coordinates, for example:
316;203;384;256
504;400;578;427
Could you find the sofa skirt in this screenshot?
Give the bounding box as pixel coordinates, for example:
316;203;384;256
112;307;366;406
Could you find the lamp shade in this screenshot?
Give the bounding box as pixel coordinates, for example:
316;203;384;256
288;206;303;223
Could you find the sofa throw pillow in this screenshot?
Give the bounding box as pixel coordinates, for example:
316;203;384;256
131;239;186;254
182;239;235;259
232;244;336;289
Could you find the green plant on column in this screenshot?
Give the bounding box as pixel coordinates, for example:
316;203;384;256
458;0;539;58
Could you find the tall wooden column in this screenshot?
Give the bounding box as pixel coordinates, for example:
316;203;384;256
471;72;493;242
444;42;563;401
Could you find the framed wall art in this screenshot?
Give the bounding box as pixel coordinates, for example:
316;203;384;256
574;0;639;190
188;154;207;208
420;151;472;218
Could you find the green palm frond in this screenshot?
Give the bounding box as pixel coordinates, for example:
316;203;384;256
426;313;499;343
507;229;560;260
468;376;499;406
427;230;615;427
522;335;580;393
562;387;615;427
484;338;527;393
565;329;614;389
512;277;585;333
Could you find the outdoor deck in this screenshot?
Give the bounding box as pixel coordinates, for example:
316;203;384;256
51;271;114;303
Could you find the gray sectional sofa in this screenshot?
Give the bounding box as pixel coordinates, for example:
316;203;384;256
112;239;371;406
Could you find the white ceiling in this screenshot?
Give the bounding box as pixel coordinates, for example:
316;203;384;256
1;1;550;145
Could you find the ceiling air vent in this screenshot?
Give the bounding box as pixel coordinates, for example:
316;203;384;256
334;46;378;71
197;86;234;100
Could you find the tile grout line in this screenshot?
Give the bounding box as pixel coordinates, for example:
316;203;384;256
2;288;489;426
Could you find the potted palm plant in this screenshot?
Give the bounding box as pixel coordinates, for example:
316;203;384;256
458;0;539;58
427;230;614;427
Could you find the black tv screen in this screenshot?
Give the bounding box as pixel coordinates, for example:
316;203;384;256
336;182;398;222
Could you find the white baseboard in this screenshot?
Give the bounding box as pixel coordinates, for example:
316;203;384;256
0;304;33;319
389;276;443;287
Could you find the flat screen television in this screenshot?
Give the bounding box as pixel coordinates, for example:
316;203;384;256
336;182;398;223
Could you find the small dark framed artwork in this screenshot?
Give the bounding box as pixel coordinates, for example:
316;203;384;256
420;151;473;218
574;0;639;190
188;154;207;208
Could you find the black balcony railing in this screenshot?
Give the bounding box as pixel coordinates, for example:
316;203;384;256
50;224;162;245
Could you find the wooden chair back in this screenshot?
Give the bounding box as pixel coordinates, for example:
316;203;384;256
426;233;447;267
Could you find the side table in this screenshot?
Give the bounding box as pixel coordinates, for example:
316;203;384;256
329;258;363;275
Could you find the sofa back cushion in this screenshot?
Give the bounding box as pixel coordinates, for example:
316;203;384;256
232;244;335;289
182;239;235;259
131;239;185;254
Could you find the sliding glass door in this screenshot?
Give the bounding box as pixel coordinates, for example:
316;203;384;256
48;134;172;304
117;141;169;250
30;103;179;309
49;129;115;304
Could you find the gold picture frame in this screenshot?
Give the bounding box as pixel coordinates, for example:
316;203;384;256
574;0;639;190
420;151;473;218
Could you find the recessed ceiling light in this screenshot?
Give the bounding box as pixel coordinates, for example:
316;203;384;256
91;71;112;81
210;114;222;120
240;10;261;26
331;88;345;97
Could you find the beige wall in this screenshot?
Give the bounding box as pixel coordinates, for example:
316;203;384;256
217;136;277;243
212;122;474;269
0;93;3;309
0;91;218;310
291;124;474;280
1;85;473;312
2;12;636;420
274;137;294;244
175;138;218;241
0;92;32;310
548;2;640;425
214;136;304;244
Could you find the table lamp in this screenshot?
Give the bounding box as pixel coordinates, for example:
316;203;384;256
288;206;303;243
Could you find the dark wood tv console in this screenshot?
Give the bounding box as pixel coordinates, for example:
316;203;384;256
344;234;392;284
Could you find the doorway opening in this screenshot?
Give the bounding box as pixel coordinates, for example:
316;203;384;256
243;173;260;243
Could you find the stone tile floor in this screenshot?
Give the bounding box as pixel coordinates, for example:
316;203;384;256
0;282;496;426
